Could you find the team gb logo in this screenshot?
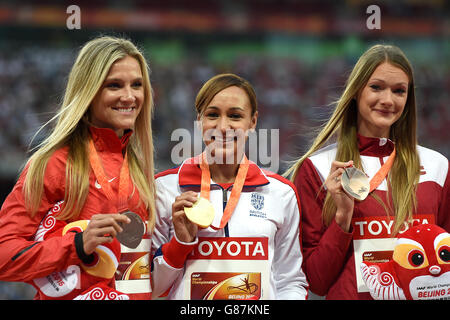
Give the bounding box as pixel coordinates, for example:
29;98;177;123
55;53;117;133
251;193;264;210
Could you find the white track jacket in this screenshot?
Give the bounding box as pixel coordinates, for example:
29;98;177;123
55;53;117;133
151;156;308;300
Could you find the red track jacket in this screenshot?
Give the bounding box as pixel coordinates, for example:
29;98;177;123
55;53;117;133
0;127;149;298
294;134;450;299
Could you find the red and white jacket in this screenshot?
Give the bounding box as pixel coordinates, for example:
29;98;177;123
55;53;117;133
151;156;309;299
294;134;450;299
0;127;150;299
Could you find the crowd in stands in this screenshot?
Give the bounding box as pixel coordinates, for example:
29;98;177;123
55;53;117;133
1;38;449;176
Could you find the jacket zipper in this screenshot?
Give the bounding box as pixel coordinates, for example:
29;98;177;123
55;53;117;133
222;187;231;237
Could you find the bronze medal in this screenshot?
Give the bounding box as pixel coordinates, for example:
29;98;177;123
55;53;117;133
184;197;215;229
116;211;145;249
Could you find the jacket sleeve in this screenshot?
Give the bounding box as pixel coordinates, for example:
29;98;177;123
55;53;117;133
0;164;81;282
151;178;197;298
294;158;353;296
272;181;309;299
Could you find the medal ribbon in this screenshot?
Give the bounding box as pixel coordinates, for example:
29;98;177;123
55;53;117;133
368;147;396;193
199;152;249;230
88;138;130;213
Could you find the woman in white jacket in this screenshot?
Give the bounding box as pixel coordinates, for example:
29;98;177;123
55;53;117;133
151;73;308;300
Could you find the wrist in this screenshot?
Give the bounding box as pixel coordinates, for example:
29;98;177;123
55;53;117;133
74;232;95;264
162;235;198;269
174;231;197;245
174;230;196;243
335;209;352;232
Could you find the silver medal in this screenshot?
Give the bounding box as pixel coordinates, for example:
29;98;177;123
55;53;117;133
341;167;370;201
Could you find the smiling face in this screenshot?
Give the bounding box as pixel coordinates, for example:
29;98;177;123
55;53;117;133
89;55;144;137
356;62;410;138
199;86;257;164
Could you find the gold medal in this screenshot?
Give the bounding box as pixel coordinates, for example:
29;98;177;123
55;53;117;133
184;197;215;229
341;167;370;201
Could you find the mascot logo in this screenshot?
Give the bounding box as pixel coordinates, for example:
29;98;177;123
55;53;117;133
361;223;450;300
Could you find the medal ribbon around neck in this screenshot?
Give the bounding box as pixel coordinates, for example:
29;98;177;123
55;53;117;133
199;152;249;230
88;138;130;213
368;147;396;193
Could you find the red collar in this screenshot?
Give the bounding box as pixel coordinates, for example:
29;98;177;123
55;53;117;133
178;155;269;188
357;133;395;157
88;126;133;153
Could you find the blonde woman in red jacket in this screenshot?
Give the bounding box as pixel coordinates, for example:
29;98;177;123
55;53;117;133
286;44;450;299
0;36;156;299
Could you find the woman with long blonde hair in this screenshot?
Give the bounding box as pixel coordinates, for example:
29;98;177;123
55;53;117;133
0;36;156;299
285;44;449;299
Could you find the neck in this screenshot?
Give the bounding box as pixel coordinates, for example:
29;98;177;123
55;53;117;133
357;125;390;139
209;163;240;184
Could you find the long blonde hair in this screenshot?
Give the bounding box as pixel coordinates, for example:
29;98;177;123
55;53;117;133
285;44;420;235
24;36;156;231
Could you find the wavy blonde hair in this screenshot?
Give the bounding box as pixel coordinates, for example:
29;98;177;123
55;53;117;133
285;44;420;235
24;36;156;231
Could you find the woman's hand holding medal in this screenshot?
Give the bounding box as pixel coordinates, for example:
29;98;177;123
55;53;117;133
326;148;395;232
172;191;200;243
82;213;131;255
325;160;355;232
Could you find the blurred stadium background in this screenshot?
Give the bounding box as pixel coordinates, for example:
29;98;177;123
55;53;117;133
0;0;448;299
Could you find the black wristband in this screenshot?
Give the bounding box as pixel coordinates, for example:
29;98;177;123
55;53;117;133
74;232;95;264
